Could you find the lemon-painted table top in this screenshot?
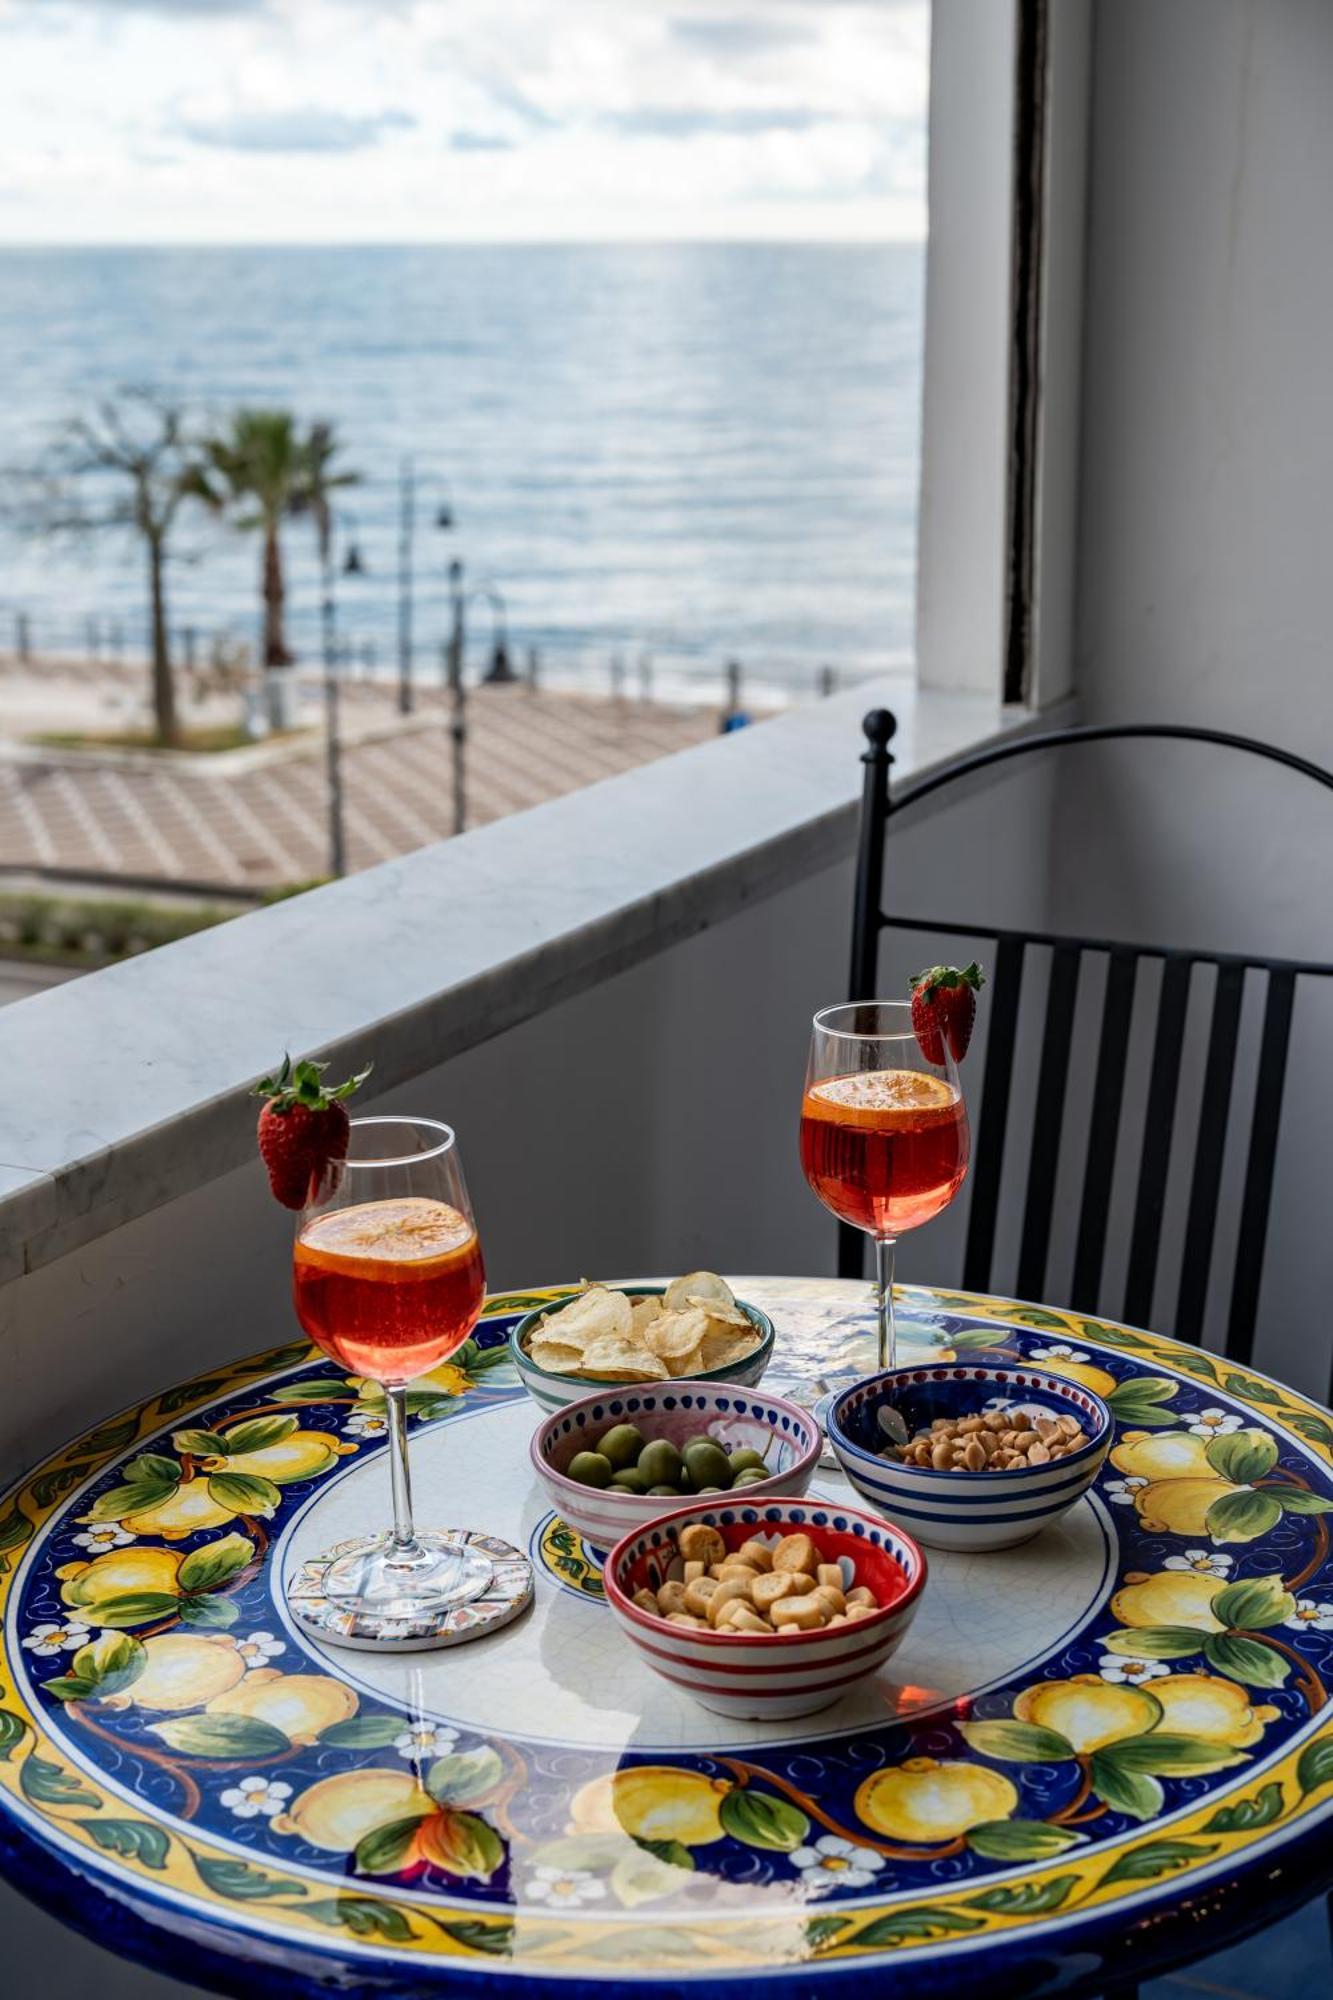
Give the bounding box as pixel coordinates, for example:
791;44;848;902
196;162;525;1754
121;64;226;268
2;1279;1332;1999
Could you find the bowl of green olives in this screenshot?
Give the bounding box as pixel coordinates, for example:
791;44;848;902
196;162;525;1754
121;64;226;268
529;1381;823;1557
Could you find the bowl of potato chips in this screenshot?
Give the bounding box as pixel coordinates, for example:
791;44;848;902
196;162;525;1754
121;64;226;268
510;1272;773;1413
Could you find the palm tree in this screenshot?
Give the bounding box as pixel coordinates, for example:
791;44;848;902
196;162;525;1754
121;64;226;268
30;392;196;745
191;412;357;669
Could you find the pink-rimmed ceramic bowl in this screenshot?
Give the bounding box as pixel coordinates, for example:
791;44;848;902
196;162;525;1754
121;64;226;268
604;1496;927;1719
530;1381;822;1558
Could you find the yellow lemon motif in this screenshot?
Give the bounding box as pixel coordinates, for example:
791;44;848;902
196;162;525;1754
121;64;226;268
1151;1674;1279;1748
272;1767;430;1848
855;1759;1019;1843
202;1431;348;1484
206;1670;358;1744
120;1479;236;1541
570;1767;729;1847
1133;1478;1247;1537
103;1633;248;1712
1110;1431;1218;1481
1111;1569;1229;1632
1035;1356;1118;1398
1014;1676;1163;1753
59;1545;184;1610
353;1361;471;1402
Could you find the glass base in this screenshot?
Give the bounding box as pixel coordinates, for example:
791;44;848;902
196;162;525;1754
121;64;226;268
322;1530;494;1620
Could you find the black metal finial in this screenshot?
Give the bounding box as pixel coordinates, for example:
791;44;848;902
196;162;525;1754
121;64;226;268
862;708;897;749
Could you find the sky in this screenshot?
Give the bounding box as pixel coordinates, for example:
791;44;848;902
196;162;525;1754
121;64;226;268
0;0;930;243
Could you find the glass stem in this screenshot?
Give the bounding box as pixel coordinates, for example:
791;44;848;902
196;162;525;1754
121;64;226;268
874;1236;898;1373
385;1385;420;1560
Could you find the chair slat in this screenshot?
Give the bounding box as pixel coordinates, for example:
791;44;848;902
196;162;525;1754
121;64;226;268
1122;957;1193;1326
1225;968;1296;1365
1070;950;1138;1313
962;935;1025;1293
1016;944;1082;1300
1175;962;1246;1344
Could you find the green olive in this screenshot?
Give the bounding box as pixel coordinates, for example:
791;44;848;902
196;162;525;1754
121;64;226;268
609;1467;649;1494
596;1424;645;1470
646;1484;680;1496
727;1447;768;1476
731;1466;771;1487
567;1450;614;1488
637;1438;683;1488
682;1440;733;1490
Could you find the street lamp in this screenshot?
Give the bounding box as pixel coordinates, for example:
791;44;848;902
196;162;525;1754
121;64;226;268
318;509;365;879
398;458;455;718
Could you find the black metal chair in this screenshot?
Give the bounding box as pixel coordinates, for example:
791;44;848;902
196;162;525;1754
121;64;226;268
841;711;1333;1398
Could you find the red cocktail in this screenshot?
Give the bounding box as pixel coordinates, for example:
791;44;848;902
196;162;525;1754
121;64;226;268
800;1070;969;1236
801;1004;970;1373
289;1116;494;1634
295;1195;485;1384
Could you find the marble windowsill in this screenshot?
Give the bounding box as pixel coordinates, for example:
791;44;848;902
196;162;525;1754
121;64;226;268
0;678;1032;1284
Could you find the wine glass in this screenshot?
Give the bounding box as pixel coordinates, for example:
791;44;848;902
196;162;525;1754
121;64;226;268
800;1001;970;1376
291;1116;490;1630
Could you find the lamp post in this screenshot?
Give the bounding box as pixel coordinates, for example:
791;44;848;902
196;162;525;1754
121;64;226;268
397;457;454;718
446;558;467;836
319;511;364;878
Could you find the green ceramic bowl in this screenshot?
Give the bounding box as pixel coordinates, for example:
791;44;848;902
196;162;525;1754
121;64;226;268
509;1286;775;1414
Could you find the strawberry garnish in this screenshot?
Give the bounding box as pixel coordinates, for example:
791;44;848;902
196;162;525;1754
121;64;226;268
254;1054;371;1211
909;962;985;1064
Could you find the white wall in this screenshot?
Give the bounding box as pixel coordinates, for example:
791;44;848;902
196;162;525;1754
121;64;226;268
1047;0;1333;1382
1076;0;1333;757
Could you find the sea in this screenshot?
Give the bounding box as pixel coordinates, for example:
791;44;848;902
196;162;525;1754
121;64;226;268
0;243;923;705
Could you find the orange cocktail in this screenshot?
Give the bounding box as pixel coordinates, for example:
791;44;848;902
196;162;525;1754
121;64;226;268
294;1194;486;1384
800;1069;969;1237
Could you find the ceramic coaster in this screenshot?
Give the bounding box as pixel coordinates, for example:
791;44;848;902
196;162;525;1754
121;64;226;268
286;1529;534;1652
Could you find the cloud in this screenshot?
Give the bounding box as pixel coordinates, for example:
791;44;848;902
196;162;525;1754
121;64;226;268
449;130;514;153
179;106;416;153
602;106;823;139
668;15;812;57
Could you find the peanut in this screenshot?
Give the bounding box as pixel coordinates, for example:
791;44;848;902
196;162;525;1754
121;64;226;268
889;1402;1090;1472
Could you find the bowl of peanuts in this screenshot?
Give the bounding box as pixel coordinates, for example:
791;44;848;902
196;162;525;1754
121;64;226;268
604;1498;926;1719
826;1364;1112;1553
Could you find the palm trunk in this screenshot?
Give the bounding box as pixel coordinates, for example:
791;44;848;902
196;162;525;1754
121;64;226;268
262;521;291;667
147;531;179;746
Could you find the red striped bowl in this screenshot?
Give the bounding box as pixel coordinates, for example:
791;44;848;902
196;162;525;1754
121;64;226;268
604;1498;926;1721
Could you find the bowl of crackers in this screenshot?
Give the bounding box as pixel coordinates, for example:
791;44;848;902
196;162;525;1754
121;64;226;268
510;1272;773;1413
604;1498;926;1719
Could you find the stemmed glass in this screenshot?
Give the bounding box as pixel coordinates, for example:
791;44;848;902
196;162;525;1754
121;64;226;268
291;1116;490;1630
800;1002;970;1375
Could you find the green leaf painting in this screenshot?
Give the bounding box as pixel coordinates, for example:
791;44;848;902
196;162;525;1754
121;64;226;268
958;1720;1077;1764
718;1787;810;1852
1205;1489;1284;1544
1205;1432;1279;1486
1202;1782;1286;1834
151;1714;290;1759
1202;1633;1290;1687
965;1820;1085;1861
1212;1576;1295;1632
84;1819;170;1869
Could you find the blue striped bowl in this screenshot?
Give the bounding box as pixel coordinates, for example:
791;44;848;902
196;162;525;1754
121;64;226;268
826;1364;1112;1552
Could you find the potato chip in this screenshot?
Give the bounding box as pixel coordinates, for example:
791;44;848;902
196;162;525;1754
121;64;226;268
630;1296;665;1337
700;1324;761;1371
577;1339;670;1382
537;1286;632;1347
643;1307;709;1364
663;1270;735;1312
528;1339;584;1374
687;1297;750;1327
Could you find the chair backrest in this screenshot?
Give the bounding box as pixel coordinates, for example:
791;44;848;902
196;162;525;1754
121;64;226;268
843;712;1333;1394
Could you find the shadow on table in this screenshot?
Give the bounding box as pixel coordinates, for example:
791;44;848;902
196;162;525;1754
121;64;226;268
1142;1891;1330;1998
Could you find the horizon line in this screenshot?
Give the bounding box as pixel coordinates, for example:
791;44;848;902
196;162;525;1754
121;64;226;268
0;234;925;254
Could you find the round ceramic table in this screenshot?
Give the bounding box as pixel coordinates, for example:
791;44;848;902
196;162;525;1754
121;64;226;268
3;1279;1332;2000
